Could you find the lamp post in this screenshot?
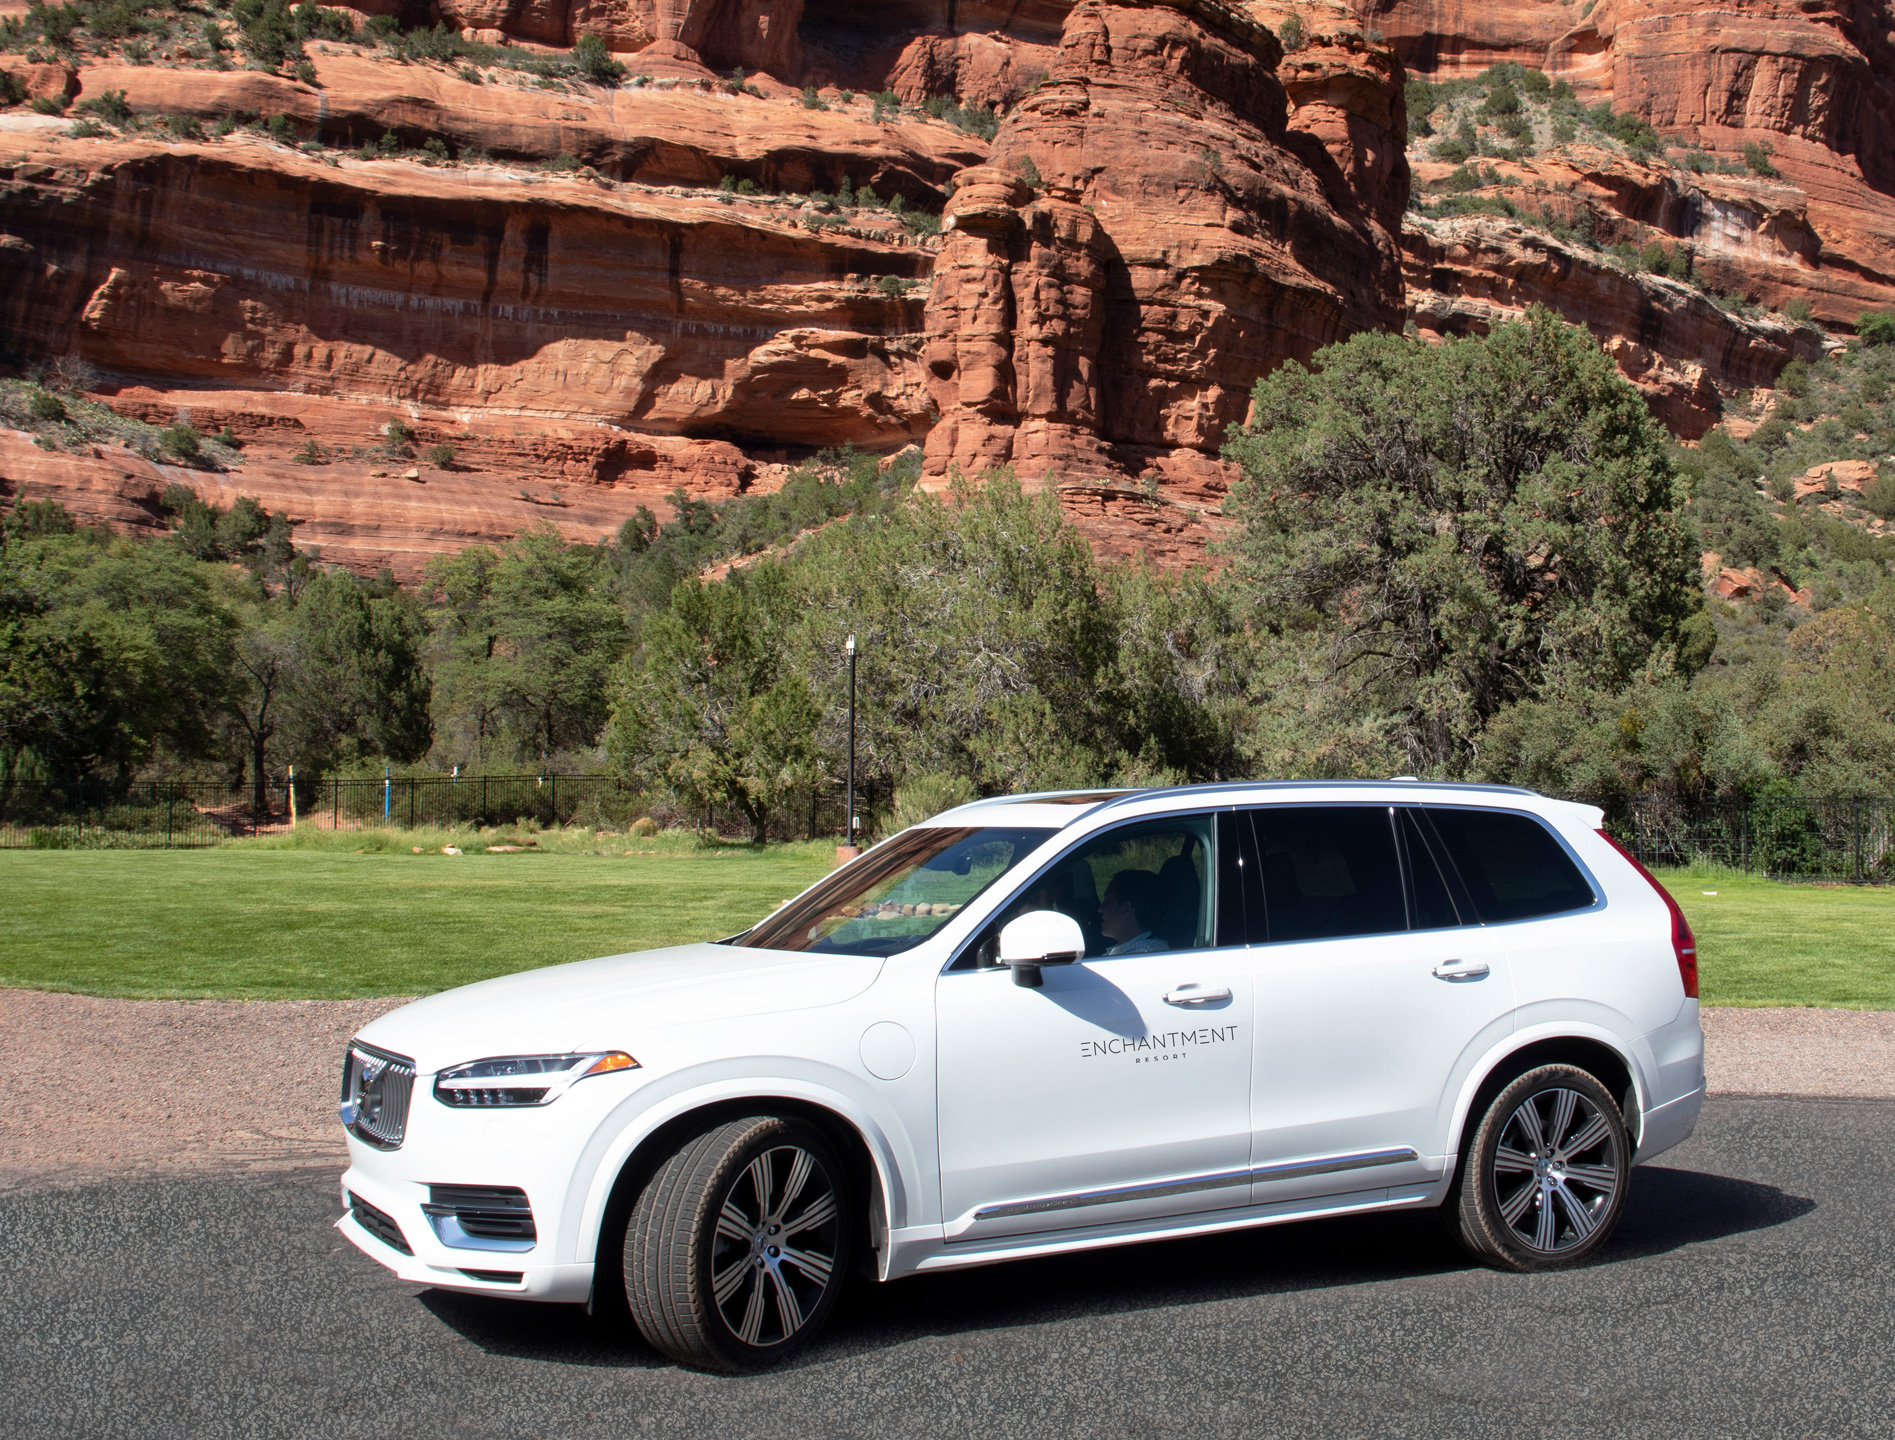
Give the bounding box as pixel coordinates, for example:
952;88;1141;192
841;634;859;863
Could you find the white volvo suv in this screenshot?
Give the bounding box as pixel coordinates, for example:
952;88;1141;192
337;782;1705;1371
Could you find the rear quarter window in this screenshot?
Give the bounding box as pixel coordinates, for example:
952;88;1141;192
1424;808;1596;923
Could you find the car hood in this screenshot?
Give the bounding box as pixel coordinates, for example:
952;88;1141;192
354;943;884;1075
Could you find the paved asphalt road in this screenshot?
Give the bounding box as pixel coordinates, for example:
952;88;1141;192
2;1096;1890;1440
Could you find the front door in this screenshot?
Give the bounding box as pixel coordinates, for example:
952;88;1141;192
935;813;1255;1242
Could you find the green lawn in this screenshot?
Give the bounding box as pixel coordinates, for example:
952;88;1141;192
1;848;1889;1006
1659;867;1895;1009
0;839;836;1000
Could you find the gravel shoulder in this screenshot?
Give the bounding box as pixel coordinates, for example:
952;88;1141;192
4;989;1890;1190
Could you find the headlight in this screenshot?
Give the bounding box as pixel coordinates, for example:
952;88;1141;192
434;1051;639;1108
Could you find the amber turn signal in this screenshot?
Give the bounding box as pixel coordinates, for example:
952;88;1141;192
581;1051;640;1076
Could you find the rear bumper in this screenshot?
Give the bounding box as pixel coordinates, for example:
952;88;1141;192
1636;1084;1704;1164
336;1174;593;1304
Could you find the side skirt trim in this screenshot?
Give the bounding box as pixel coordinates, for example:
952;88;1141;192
969;1147;1420;1223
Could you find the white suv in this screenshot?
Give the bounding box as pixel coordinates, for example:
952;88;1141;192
337;782;1705;1371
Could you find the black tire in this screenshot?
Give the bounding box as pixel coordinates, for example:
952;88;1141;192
624;1115;850;1372
1447;1064;1631;1272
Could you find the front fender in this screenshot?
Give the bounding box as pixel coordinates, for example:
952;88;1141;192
560;1057;924;1280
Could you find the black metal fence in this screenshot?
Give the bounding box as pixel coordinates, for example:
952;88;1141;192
1606;795;1895;884
0;775;659;848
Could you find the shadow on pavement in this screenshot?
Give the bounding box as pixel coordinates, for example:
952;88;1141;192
417;1164;1812;1371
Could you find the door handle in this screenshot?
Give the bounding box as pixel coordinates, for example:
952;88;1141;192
1163;984;1232;1007
1431;959;1490;981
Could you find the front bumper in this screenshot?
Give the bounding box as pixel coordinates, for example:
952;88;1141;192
337;1173;595;1303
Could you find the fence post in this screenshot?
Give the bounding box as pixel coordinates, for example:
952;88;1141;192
332;778;338;832
409;779;415;830
1856;800;1864;884
551;773;558;824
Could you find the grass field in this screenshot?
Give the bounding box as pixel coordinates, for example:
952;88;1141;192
0;832;837;1000
0;845;1890;1005
1660;867;1895;1009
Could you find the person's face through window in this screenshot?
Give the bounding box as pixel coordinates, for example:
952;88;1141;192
1100;875;1139;943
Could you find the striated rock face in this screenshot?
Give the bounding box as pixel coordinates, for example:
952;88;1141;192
1403;214;1821;437
1379;0;1895;329
920;0;1406;496
5;0;1895;577
0;133;936;448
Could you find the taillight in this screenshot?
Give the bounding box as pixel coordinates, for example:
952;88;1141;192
1597;830;1698;999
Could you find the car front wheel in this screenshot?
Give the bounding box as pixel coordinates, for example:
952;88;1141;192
624;1115;850;1371
1448;1063;1631;1271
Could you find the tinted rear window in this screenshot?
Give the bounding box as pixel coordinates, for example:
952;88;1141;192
1424;808;1596;923
1252;806;1406;942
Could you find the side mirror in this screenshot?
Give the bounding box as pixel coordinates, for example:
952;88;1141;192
996;910;1085;988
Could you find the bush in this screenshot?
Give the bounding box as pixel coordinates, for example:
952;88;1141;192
425;442;457;468
572;33;626;85
165;113;203;141
76;89;132;125
885;773;977;836
1776;357;1810;397
1857;311;1895;346
0;71;26;108
264;112;294;142
1430;138;1471;164
27;388;66;422
800;84;828;111
28;94;67;116
1862;470;1895;521
1442;164;1483;193
292;437;324;464
159;424;201;460
1480;82;1520;118
1743;140;1779;178
1278;14;1305;52
422;136;449;161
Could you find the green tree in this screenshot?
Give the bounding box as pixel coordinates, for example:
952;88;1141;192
0;508;238;781
1223;308;1701;773
425;525;625;767
609;565;822;841
277;569;432;771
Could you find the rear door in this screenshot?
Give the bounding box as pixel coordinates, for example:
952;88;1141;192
1243;805;1518;1204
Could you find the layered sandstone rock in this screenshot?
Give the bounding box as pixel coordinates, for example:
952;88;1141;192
921;0;1406;492
1379;0;1895;329
1404;213;1822;437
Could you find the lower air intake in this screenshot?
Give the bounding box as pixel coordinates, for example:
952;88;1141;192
349;1192;413;1256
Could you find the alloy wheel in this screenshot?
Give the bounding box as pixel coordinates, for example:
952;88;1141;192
1491;1085;1621;1254
708;1143;842;1348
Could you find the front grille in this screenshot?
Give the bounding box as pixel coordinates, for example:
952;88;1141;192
341;1041;416;1150
435;1086;550;1108
349;1192;413;1255
424;1184;537;1252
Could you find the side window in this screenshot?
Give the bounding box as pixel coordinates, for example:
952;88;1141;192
1251;806;1406;942
1400;810;1462;931
971;815;1218;964
1424;807;1597;923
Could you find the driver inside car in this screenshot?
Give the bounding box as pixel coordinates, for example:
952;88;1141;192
1100;869;1167;954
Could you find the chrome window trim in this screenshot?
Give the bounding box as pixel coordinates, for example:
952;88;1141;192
941;804;1232;974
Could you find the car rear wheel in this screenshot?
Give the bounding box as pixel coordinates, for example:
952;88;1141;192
1448;1064;1630;1271
624;1115;850;1371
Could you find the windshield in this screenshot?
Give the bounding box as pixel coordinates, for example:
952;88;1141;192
735;826;1055;957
